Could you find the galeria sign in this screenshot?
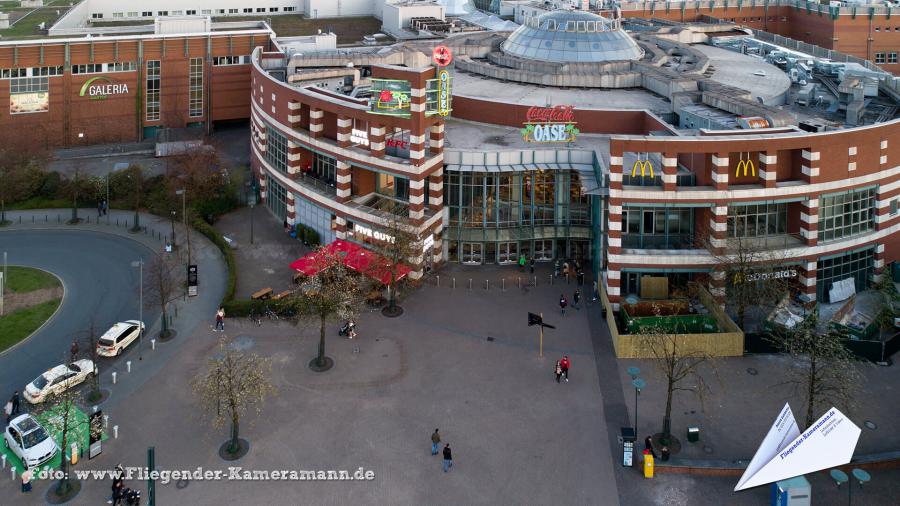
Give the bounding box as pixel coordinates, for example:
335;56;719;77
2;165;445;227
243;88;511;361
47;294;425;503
79;76;130;100
522;105;579;143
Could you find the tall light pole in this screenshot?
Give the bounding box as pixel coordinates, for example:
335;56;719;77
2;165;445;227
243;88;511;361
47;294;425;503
175;189;191;266
131;259;144;360
106;171;110;224
632;378;645;437
170;211;177;250
246;182;257;245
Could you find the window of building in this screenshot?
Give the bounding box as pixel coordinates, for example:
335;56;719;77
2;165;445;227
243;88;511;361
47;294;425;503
265;174;288;222
875;26;881;32
820;187;876;241
72;62;136;74
188;58;203;118
256;7;265;12
127;12;138;17
91;13;103;19
817;249;874;302
216;9;225;14
377;173;409;201
230;8;239;13
876;52;887;64
158;11;168;16
9;76;48;94
212;55;250;66
264;125;288;173
145;60;161;121
621;207;694;249
243;8;252;13
890;52;899;64
186;10;197;15
891;199;899;215
269;7;279;12
201;9;211;14
727;202;788;237
171;10;183;15
309;153;337;185
112;12;123;18
284;6;296;12
142;11;152;16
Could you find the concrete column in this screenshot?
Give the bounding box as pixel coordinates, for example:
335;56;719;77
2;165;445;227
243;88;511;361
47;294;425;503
798;260;817;307
334;216;347;240
800;198;818;247
286;193;296;226
710;205;728;255
709;270;726;309
874;244;886;281
335;160;351;204
876;185;897;232
336;115;352;148
408;177;426;225
369;124;386;158
309;107;323;139
711;152;729;191
288;100;302;130
429;123;445;155
409;131;426;167
428;167;443;210
662;152;677;191
287;140;302;178
605;264;621;311
758;151;777;188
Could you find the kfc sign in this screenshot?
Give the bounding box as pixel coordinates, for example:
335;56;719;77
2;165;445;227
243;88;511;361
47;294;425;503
386;138;408;149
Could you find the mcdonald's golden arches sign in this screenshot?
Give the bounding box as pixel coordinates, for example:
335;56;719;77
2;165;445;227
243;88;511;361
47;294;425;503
735;159;756;177
631;159;654;178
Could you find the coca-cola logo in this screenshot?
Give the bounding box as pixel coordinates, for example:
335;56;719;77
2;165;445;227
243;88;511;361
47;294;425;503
526;105;575;123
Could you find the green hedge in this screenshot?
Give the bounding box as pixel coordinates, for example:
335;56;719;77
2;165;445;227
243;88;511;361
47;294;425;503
294;223;320;246
192;217;237;303
222;298;294;317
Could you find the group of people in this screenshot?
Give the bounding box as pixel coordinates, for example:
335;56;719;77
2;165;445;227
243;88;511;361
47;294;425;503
558;289;581;315
517;255;537;274
554;356;571;383
4;390;21;423
430;429;453;472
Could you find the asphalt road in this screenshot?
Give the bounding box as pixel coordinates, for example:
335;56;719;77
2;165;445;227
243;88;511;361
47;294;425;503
0;229;160;400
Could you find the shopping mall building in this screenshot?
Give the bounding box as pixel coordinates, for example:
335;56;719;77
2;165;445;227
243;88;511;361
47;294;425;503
2;1;899;310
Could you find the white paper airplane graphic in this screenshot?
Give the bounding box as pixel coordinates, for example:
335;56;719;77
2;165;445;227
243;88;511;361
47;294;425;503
735;405;861;491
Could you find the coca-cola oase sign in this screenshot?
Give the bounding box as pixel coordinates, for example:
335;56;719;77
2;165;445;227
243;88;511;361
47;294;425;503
521;105;580;143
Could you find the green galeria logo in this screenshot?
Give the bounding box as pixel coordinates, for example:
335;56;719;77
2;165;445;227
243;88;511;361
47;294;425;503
79;76;130;100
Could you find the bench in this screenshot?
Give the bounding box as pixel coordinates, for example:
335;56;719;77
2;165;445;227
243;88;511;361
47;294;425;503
271;290;292;301
251;287;273;300
293;271;304;284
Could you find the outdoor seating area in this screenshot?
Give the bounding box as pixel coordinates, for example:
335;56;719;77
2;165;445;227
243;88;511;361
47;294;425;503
251;287;274;300
289;240;412;285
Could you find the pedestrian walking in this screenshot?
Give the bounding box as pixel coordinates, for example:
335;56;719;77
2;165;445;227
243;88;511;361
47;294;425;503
592;280;599;302
563;262;571;281
442;444;453;472
560;355;570;382
215;307;225;331
111;481;124;506
555;361;562;383
102;200;108;215
4;399;11;423
70;339;80;361
529;257;535;274
431;429;441;456
21;465;32;493
559;294;568;316
573;289;581;310
11;390;21;415
518;254;526;272
108;464;124;504
97;201;103;217
644;435;655;457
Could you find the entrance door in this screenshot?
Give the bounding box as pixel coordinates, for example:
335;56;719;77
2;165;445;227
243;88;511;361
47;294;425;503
461;243;483;264
498;242;518;264
534;240;553;261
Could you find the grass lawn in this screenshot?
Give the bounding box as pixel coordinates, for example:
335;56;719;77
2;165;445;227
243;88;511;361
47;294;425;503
0;298;61;352
0;8;65;39
213;14;385;44
6;266;61;293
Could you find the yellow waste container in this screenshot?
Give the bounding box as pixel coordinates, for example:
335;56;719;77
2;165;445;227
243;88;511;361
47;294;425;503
643;453;654;478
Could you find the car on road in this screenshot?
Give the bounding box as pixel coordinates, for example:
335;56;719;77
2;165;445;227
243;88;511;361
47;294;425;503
24;359;97;404
97;320;145;357
3;414;59;468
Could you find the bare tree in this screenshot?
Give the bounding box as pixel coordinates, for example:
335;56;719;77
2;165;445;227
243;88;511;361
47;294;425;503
144;254;183;339
377;203;419;317
770;315;862;428
283;248;363;371
67;164;84;224
636;310;717;447
192;337;275;458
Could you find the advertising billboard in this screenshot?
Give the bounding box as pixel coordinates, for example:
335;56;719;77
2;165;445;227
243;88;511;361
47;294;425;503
10;92;49;115
369;79;411;117
425;69;452;117
521;105;579;143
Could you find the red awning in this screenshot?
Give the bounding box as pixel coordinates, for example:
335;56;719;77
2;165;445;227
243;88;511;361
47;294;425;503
289;240;411;285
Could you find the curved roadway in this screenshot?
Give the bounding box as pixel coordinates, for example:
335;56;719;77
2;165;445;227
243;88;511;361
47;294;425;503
0;230;160;396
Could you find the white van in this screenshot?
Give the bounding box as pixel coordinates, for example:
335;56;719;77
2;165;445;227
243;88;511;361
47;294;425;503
96;320;145;357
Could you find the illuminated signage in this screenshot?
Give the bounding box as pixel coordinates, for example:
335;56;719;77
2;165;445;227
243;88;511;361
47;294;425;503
351;128;369;146
369;79;411;117
631;160;654;178
432;45;453;67
437;69;451;117
521;105;578;143
733;269;798;284
79;76;130;100
352;223;395;244
386;138;408;149
735;159;756;177
9;92;49;114
422;234;434;254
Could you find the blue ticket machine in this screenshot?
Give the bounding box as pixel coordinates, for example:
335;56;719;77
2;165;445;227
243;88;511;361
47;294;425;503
771;476;811;506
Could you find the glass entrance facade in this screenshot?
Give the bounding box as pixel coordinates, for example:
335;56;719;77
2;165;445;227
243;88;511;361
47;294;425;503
816;248;874;302
444;169;595;264
265;174;287;222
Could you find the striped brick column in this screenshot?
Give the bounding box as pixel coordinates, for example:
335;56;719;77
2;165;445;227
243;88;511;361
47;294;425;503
880;138;889;168
409;130;426;167
605;266;621;311
758;151;777;188
429;123;444;155
874;244;886;281
662;152;677;191
798;260;817;306
408;177;426;225
335;160;351;204
309;108;323;138
711;152;729;191
606;148;623;310
431;223;443;266
286;193;296;226
801;149;820;183
410;84;426;116
288;100;302;129
369;124;386;158
287;140;302;178
709;270;726;309
334;216;347;240
336;116;352;148
428;167;443;211
876;186;897;231
800;198;818;247
710;205;728;255
254;121;267;155
257;171;267;204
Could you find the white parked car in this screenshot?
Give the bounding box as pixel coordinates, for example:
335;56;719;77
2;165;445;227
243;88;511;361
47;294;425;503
96;320;145;357
24;359;97;404
4;414;59;468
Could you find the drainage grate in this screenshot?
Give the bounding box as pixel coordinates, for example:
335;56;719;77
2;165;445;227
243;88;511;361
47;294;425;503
486;336;495;342
746;368;758;376
865;420;877;430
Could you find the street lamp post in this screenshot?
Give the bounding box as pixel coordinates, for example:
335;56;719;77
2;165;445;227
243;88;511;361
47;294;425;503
170;211;177;250
131;259;144;360
106;171;110;225
175;189;190;266
246;182;257;245
632;378;645;438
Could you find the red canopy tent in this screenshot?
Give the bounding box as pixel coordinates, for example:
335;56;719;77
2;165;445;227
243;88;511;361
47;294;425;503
289;240;412;285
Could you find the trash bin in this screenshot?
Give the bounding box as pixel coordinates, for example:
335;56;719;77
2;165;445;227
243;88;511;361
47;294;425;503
687;426;700;443
643;452;654;478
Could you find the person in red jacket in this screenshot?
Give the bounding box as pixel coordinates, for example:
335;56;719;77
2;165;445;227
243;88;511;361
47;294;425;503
560;355;570;382
559;294;568;316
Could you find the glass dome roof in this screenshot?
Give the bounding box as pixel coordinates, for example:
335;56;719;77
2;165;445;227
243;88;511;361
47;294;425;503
501;10;643;63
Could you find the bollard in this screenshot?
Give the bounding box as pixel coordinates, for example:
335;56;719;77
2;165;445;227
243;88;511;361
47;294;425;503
10;467;15;481
116;218;119;226
534;276;537;287
517;277;521;288
485;280;489;290
151;339;156;351
126;361;132;373
113;425;119;439
436;275;440;287
103;415;109;428
112;371;117;384
468;279;472;290
1;453;6;468
502;279;505;291
93;405;98;413
549;274;553;285
45;214;47;222
452;278;456;289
